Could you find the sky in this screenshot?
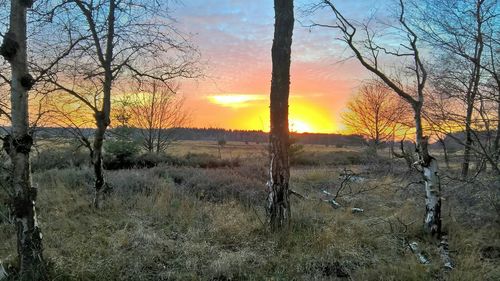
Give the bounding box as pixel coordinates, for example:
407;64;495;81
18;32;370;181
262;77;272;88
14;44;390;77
172;0;390;133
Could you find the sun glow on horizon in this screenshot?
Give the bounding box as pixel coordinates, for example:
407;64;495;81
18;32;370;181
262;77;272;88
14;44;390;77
204;93;338;133
289;119;313;133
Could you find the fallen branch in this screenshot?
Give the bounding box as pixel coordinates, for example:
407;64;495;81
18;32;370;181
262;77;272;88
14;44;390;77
324;198;341;209
289;189;307;200
351;207;364;213
0;261;8;281
439;236;454;270
408;241;431;265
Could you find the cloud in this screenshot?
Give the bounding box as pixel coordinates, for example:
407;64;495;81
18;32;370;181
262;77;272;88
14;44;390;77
207;94;267;109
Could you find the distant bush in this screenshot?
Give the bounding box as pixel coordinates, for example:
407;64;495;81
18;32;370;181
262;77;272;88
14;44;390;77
107;169;169;196
103;140;141;170
32;147;90;171
290;154;320;166
104;151;240;170
134;152;175;168
164;165;265;205
105;139;140;159
184;152;239;168
34;168;94;190
291;150;379;166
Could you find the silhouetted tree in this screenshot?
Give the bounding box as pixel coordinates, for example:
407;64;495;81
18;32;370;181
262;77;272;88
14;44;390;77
125;81;188;153
267;0;294;230
342;80;411;151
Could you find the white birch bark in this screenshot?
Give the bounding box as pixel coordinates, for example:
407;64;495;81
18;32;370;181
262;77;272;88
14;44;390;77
0;0;47;279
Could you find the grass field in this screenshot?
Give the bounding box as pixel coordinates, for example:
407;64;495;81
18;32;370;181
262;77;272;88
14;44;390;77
1;140;499;280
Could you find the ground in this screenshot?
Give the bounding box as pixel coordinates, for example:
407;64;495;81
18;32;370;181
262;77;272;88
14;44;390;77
0;140;499;280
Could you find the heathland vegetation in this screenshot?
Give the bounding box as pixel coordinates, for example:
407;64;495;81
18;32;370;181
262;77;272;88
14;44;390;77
1;140;499;280
0;0;499;280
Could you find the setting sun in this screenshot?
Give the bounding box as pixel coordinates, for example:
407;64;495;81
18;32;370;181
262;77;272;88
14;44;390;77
203;93;338;133
289;119;312;133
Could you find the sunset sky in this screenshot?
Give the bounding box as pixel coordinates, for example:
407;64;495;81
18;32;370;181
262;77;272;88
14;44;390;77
173;0;390;133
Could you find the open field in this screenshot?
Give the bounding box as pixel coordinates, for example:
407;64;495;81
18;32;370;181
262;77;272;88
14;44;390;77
1;140;499;280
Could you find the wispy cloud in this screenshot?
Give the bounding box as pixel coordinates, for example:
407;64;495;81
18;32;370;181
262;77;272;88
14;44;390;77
207;94;267;109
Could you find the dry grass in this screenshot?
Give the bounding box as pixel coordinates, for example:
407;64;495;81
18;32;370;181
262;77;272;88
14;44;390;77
0;141;499;280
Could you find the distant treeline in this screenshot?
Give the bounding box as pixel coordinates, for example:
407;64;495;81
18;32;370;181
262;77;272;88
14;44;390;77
28;126;366;146
9;126;480;148
168;128;366;146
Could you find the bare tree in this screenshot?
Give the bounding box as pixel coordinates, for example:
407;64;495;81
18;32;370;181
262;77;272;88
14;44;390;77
311;0;441;237
267;0;294;230
342;80;411;151
411;0;499;177
43;0;200;207
125;81;188;154
0;0;47;278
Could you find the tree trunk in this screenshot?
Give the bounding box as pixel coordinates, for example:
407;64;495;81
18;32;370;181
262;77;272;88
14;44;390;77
414;106;441;237
462;110;473;179
1;0;47;279
494;100;500;164
437;136;450;169
267;0;294;230
92;114;107;208
462;8;484;179
156;128;162;154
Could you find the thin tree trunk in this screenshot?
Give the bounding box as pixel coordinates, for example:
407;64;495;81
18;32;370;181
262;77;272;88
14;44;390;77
1;0;47;278
92;116;106;208
494;100;500;163
462;4;484;179
267;0;294;230
414;106;441;237
438;136;450;169
156;128;162;154
462;110;473;178
91;0;115;208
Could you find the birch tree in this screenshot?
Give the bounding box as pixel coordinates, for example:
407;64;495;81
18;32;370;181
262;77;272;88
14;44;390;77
0;0;47;278
267;0;294;230
311;0;442;237
43;0;200;207
411;0;498;178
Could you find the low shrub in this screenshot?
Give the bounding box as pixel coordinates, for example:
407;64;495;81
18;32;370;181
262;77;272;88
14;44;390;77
107;169;170;196
183;152;239;168
291;151;362;166
103;140;140;170
32;147;90;171
34;168;94;191
291;150;392;167
104;152;240;170
105;140;140;160
165;165;266;206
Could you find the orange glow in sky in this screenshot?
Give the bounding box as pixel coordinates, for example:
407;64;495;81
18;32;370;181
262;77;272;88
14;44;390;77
174;0;377;133
203;93;338;133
